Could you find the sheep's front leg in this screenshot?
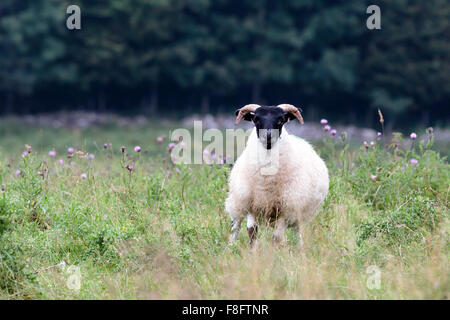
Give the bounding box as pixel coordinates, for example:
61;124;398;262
247;214;258;247
228;217;243;245
273;217;288;244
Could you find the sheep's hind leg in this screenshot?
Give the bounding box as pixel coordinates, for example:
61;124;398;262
228;217;243;245
294;224;304;250
247;214;258;247
273;217;288;245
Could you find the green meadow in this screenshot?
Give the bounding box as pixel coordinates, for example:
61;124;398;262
0;117;448;299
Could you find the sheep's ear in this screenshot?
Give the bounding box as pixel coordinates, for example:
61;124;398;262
235;109;254;122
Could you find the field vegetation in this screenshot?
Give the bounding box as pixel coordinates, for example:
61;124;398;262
0;116;448;299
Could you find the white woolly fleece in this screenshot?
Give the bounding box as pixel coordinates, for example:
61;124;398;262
225;126;329;227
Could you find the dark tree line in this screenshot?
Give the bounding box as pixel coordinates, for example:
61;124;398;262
0;0;449;127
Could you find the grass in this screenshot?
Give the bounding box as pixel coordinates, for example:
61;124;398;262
0;118;448;299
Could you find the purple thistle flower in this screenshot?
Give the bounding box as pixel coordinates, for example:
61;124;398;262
377;132;382;137
104;143;108;149
15;169;22;176
324;125;331;132
320;119;328;125
70;161;76;166
81;173;87;179
410;132;417;140
167;143;176;151
22;151;29;158
89;153;95;160
126;164;133;172
67;147;74;154
330;129;337;136
410;158;418;165
49;150;56;157
58;159;64;165
121;146;125;153
156;136;165;144
134;146;141;153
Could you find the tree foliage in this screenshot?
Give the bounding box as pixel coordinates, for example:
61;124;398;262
0;0;448;126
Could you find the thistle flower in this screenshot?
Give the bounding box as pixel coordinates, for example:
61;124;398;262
81;173;87;179
15;169;22;176
48;150;56;157
25;144;32;154
320;119;328;125
370;141;375;147
167;143;176;152
67;147;74;154
370;175;378;182
125;164;133;172
410;132;417;140
410;158;418;165
22;151;29;158
103;143;108;149
58;159;64;165
324;125;331;132
363;141;369;150
134;146;141;153
1;184;5;192
156;136;165;144
70;161;76;166
121;146;125;153
330;129;337;136
89;154;95;160
377;132;382;137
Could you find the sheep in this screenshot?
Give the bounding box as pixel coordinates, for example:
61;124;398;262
225;104;329;247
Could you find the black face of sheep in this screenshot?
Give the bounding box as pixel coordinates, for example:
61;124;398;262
235;105;298;149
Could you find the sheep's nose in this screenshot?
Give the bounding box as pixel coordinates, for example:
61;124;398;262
266;129;272;141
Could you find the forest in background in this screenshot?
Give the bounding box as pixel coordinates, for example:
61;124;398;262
0;0;449;128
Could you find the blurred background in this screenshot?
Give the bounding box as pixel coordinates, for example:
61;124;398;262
0;0;449;130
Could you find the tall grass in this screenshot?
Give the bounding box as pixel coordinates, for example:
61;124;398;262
0;120;448;299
